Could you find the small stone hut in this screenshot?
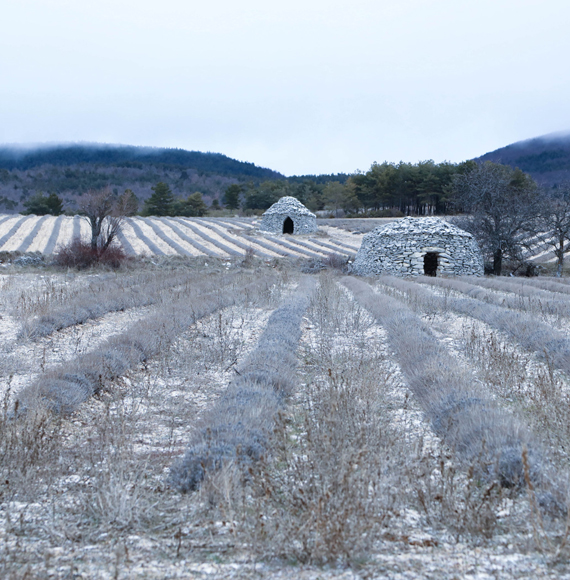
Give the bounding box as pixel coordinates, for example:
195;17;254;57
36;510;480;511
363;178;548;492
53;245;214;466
259;196;317;235
352;217;483;277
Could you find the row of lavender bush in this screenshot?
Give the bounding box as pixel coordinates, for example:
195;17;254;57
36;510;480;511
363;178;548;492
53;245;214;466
342;277;565;514
417;275;570;320
170;277;316;492
18;272;276;415
22;270;210;339
379;275;570;376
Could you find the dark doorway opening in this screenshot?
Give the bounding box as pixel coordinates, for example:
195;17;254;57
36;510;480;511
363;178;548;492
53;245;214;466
424;252;438;276
283;217;294;234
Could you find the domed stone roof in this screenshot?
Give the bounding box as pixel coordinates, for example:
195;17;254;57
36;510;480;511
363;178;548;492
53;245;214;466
352;217;483;277
263;196;316;217
259;197;317;235
375;217;474;238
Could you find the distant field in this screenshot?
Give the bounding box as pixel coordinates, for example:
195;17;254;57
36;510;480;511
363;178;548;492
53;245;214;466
0;214;562;268
0;215;363;259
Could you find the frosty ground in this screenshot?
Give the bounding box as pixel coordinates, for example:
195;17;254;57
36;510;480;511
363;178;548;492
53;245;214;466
1;254;570;579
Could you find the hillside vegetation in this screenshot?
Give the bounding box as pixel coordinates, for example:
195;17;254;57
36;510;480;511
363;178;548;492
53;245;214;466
0;144;284;212
476;132;570;185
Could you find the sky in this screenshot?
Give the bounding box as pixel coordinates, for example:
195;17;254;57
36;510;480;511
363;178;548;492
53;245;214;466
1;0;570;176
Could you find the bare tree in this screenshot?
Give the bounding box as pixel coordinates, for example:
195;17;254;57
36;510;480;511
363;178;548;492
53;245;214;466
78;188;134;252
452;162;540;275
537;184;570;277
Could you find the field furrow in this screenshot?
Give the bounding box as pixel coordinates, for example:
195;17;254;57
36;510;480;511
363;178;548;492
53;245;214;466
307;236;356;256
0;214;364;261
14;215;50;253
114;225;137;255
158;218;215;256
31;215;61;253
141;218;196;257
0;216;30;250
175;218;241;256
187;220;276;258
126;217;167;255
72;215;82;241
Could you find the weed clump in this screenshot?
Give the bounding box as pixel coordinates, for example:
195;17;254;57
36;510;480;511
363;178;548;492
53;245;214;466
53;240;130;270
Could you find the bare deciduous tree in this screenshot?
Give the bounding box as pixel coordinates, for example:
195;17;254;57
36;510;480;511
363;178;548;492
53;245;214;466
452;162;540;275
78;188;135;252
537;184;570;277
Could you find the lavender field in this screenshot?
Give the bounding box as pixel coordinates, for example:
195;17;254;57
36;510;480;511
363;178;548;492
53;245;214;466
1;253;570;579
0;214;361;260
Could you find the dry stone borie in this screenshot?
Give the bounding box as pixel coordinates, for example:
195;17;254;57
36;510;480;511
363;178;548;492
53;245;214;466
352;217;484;277
259;196;318;235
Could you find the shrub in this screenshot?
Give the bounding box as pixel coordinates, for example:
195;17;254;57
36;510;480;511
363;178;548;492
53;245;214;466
53;240;129;270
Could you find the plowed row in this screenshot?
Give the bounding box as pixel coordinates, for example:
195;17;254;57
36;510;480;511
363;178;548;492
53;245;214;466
0;214;361;259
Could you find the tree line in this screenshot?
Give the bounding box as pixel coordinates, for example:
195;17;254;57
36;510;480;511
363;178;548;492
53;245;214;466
20;182;208;218
224;160;475;216
15;161;570;277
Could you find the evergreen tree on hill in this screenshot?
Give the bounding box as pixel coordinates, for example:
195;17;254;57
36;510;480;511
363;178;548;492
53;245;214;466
223;184;242;209
22;192;64;215
172;192;208;216
143;182;175;216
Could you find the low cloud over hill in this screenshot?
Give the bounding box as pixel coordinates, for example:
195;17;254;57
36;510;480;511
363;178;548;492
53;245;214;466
475;132;570;185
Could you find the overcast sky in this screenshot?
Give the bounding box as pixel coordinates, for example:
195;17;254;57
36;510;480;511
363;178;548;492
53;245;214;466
1;0;569;175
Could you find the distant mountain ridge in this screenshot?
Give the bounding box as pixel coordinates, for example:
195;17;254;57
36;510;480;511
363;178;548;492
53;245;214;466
475;132;570;185
0;143;288;212
0;143;284;179
0;142;351;213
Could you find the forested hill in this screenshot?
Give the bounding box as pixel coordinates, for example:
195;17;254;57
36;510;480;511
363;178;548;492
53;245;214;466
475;132;570;185
0;143;286;212
0;144;283;179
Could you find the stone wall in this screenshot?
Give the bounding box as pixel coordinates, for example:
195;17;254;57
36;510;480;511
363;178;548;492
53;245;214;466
352;217;484;276
259;213;317;234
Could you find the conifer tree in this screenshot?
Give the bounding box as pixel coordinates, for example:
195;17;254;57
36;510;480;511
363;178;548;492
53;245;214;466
143;182;175;216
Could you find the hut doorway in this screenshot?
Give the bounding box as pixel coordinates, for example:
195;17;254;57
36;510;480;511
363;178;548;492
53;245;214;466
424;252;438;276
283;217;294;234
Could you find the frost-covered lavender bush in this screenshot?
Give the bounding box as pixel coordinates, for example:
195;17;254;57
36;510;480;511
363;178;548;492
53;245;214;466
342;277;566;512
170;277;316;492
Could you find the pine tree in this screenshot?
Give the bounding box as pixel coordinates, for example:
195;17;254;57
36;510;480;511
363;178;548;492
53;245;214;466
223;184;242;210
143;182;175;216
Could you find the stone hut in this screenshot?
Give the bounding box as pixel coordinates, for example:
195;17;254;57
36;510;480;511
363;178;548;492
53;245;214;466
352;217;483;277
259;196;317;235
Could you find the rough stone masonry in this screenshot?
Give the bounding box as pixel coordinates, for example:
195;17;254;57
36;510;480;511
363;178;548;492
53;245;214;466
259;196;318;235
352;217;484;277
